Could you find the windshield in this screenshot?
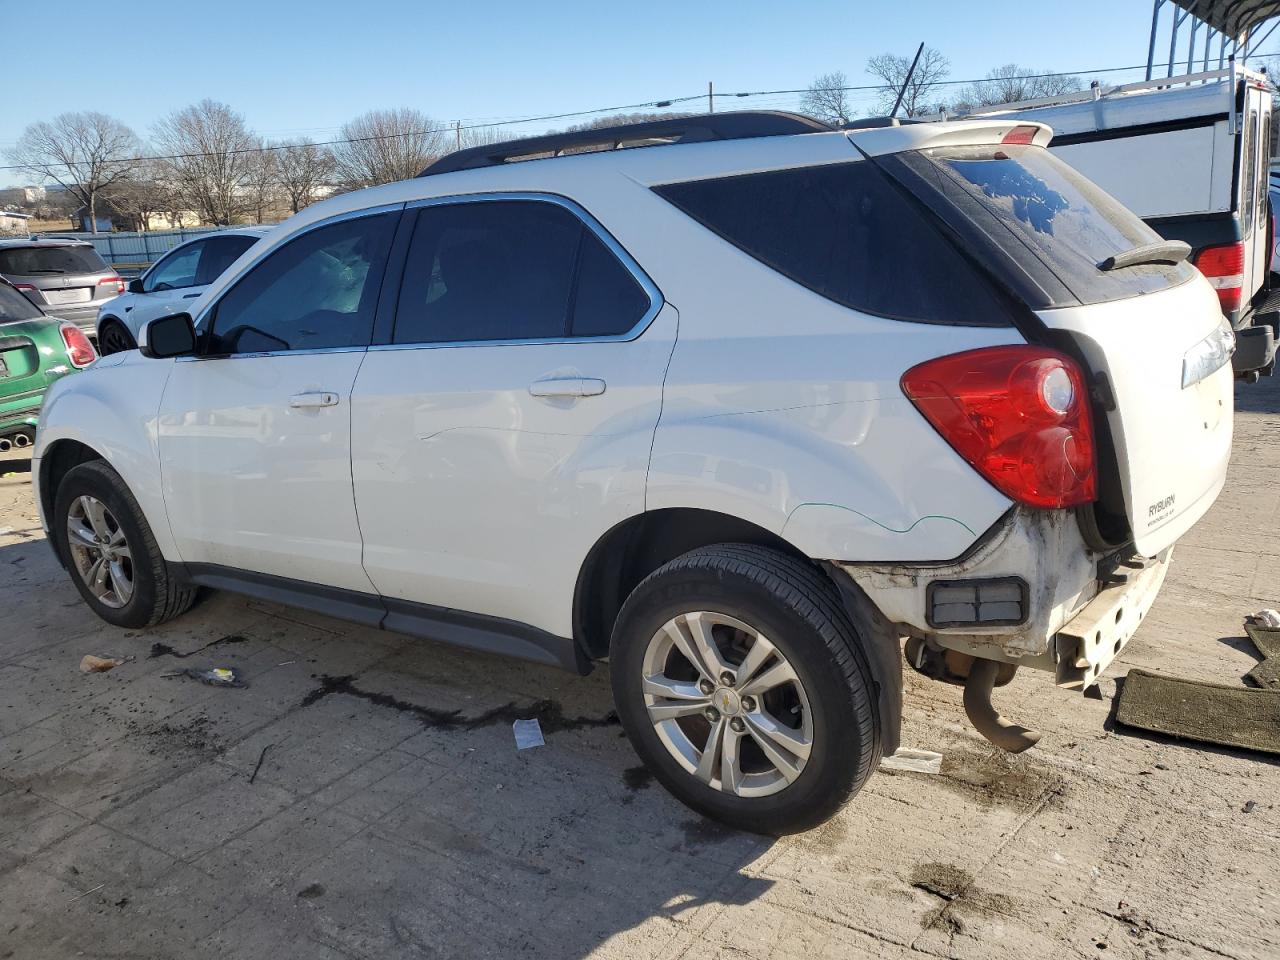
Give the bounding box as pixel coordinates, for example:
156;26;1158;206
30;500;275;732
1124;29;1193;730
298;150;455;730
0;245;109;276
0;283;42;322
888;144;1195;306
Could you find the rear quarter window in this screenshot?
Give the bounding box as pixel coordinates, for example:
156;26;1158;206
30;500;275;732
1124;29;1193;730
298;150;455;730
0;245;108;276
653;161;1013;326
886;144;1196;307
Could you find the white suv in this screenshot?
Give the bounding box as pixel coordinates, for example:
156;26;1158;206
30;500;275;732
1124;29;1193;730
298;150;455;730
32;113;1234;833
94;227;271;355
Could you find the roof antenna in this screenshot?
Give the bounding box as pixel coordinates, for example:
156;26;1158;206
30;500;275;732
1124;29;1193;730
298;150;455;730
890;42;926;119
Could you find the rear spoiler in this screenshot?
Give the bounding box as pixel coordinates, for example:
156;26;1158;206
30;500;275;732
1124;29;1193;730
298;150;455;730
846;120;1054;157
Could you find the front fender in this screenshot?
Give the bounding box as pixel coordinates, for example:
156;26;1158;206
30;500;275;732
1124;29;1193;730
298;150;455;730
34;353;179;561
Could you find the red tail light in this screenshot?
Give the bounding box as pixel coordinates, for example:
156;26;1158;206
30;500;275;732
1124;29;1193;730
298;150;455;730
11;282;37;295
901;345;1096;509
1193;241;1245;312
98;275;125;295
59;323;97;368
1001;125;1039;145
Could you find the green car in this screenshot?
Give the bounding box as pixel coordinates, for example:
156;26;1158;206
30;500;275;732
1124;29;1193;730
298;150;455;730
0;277;97;447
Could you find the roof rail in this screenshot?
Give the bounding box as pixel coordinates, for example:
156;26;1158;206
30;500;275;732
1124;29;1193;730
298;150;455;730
418;111;833;177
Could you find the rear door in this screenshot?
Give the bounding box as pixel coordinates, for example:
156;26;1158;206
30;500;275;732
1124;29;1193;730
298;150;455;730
1240;85;1272;306
883;141;1231;556
350;195;674;639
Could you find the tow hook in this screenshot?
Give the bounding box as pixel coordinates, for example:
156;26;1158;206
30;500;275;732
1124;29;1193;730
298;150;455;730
963;659;1042;754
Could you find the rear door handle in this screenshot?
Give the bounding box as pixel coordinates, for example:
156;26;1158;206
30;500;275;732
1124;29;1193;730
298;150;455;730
528;377;606;398
289;391;339;408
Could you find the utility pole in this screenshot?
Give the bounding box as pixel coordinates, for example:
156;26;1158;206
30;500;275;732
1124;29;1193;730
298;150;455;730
455;121;462;150
708;81;714;113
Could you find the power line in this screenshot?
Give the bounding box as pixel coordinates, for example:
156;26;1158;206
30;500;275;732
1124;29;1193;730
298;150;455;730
0;61;1206;175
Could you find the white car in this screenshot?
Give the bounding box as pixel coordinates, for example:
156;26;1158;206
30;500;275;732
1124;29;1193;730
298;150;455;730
94;227;271;355
33;113;1234;833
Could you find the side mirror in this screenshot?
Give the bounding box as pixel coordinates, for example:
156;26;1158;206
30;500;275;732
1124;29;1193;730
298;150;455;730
138;313;197;359
127;278;145;294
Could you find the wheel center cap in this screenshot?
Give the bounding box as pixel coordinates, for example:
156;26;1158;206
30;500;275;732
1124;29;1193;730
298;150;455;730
714;687;741;716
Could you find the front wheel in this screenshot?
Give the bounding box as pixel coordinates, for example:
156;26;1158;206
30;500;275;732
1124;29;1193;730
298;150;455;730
54;460;197;628
97;319;137;355
610;544;881;835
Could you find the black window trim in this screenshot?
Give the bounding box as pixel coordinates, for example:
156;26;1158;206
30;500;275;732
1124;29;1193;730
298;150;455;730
369;191;663;352
185;204;406;361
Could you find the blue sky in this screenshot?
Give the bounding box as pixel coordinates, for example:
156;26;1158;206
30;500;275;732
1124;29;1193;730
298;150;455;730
0;0;1254;187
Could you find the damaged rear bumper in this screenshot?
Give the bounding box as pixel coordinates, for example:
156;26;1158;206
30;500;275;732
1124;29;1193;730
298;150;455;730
837;508;1171;689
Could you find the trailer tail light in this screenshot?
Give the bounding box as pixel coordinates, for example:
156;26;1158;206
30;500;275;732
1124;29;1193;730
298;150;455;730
98;275;125;295
1193;241;1245;312
901;345;1096;509
1001;125;1039;145
60;323;97;368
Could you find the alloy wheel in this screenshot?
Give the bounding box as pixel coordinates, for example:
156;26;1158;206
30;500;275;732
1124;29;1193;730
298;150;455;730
641;610;813;798
66;495;134;609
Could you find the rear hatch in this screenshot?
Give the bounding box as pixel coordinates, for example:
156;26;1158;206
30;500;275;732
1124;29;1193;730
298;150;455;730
873;134;1232;556
0;244;113;309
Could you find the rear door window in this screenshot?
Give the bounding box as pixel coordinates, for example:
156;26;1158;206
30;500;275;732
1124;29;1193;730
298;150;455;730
0;245;108;276
392;199;653;344
885;144;1195;307
653;161;1012;325
1243;109;1258;236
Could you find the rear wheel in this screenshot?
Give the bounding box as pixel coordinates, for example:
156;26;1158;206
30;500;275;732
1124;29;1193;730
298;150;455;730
610;544;881;834
54;460;197;628
97;319;136;355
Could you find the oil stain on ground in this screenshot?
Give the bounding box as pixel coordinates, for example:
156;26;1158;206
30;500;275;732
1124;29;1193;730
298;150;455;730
148;635;249;660
910;861;1020;936
297;673;619;733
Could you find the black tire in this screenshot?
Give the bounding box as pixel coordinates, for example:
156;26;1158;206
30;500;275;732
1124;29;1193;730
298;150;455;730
53;460;197;629
610;544;881;835
97;319;136;356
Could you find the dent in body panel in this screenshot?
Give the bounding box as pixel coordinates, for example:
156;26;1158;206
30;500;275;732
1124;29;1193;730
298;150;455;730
839;508;1099;659
647;385;1011;562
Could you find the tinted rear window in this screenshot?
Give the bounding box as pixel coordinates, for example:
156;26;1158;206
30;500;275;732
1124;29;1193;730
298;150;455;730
0;245;108;276
653;161;1012;325
891;144;1195;306
0;283;41;322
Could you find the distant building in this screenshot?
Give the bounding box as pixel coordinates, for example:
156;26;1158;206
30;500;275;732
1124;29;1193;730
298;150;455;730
0;210;32;237
71;200;200;233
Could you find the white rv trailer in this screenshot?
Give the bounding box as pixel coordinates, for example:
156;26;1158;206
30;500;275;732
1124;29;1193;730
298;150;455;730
958;64;1275;377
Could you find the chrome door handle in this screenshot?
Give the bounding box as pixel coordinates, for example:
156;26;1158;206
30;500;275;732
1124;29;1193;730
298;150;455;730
528;377;606;398
289;391;339;408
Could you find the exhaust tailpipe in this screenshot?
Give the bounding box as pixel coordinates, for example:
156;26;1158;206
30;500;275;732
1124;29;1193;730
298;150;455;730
12;433;31;448
0;438;10;452
963;659;1042;753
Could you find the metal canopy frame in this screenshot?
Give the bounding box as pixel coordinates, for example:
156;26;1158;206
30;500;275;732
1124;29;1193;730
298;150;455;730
1147;0;1280;77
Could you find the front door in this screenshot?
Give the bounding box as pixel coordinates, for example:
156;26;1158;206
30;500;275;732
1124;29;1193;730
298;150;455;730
159;209;401;592
351;196;674;638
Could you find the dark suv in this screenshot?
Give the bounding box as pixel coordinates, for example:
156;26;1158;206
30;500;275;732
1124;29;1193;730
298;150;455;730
0;238;123;336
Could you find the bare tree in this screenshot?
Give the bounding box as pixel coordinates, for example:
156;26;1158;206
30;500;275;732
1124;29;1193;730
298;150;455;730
801;71;854;126
866;47;951;117
152;100;258;225
105;161;170;232
952;64;1083;112
275;139;335;213
243;145;278;223
6;112;142;233
331;109;447;189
